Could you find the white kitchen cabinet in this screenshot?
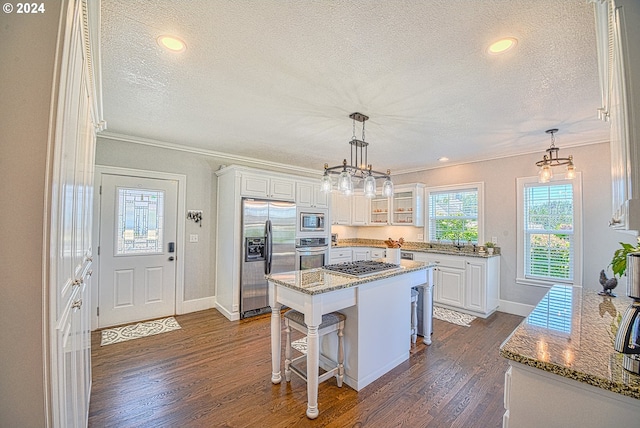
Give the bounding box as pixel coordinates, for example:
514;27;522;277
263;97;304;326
296;181;329;208
351;193;370;225
241;173;295;201
391;184;425;226
503;362;639;427
435;259;466;308
371;248;386;259
369;194;390;225
413;252;499;318
329;248;352;264
465;257;500;315
331;192;351;225
594;0;640;231
352;248;371;261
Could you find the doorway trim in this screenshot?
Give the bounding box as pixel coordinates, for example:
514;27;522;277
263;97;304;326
92;165;186;331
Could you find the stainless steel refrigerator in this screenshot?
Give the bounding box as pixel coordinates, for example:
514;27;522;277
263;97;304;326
241;198;296;318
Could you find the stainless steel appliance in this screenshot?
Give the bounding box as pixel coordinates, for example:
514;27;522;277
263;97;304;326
295;237;329;270
298;209;327;234
241;198;296;318
331;233;338;246
323;260;401;277
614;252;640;374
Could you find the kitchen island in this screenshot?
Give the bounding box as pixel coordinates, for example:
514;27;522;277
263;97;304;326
500;285;640;427
267;260;434;419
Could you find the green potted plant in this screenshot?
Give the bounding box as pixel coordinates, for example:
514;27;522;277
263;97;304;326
484;241;495;255
610;238;640;277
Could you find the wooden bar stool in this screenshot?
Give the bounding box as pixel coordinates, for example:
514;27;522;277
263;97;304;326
411;288;419;344
284;310;346;387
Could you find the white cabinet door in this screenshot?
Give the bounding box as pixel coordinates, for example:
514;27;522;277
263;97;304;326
351;194;369;225
437;266;465;308
331;192;351;225
465;260;486;313
390;184;424;226
241;174;295;200
296;182;329;208
270;178;295;200
370;195;389;225
352;248;370;261
313;185;329;208
329;248;352;264
241;174;270;198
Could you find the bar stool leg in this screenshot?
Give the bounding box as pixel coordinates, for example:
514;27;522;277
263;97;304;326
337;321;344;387
284;319;292;382
411;296;418;344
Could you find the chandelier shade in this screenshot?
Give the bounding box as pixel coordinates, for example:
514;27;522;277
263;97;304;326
321;113;393;197
535;129;576;183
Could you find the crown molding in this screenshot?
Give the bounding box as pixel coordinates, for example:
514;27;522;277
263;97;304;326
97;131;323;177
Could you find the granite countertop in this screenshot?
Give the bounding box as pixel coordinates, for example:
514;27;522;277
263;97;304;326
332;239;499;258
500;285;640;400
266;260;433;296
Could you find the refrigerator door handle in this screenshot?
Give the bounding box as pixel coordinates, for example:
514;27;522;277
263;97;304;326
265;220;273;274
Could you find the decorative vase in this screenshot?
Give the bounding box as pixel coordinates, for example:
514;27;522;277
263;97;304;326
387;248;401;264
487;248;494;255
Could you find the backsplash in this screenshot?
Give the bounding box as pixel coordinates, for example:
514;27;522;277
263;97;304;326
337;238;501;255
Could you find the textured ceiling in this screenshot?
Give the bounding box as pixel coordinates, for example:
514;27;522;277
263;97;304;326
100;0;609;174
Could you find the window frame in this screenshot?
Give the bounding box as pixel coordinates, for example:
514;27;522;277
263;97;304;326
425;182;484;244
516;174;583;287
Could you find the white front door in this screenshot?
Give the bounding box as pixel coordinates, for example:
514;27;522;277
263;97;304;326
98;173;178;328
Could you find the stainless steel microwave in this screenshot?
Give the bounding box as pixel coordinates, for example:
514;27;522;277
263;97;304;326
299;210;327;233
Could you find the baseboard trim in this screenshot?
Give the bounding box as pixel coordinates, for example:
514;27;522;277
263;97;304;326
214;301;240;321
498;300;534;317
178;296;216;315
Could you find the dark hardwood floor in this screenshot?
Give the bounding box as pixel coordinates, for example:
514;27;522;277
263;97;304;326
89;308;523;428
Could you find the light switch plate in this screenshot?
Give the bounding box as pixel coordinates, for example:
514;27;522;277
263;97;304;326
491;236;498;244
190;234;199;243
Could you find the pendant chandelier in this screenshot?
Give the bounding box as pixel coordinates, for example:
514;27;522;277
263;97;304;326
535;128;576;183
320;112;393;198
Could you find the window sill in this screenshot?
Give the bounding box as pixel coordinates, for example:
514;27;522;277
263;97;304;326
516;277;576;288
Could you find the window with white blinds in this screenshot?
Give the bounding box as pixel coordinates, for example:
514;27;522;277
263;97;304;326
517;174;582;287
426;183;483;244
524;183;574;281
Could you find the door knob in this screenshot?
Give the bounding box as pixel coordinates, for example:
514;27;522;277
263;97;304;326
168;256;175;261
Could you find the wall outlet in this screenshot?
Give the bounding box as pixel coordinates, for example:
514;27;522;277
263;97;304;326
189;234;199;243
491;236;498;244
417;233;424;241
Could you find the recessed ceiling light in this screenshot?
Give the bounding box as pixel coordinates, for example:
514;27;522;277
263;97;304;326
157;35;186;52
438;157;449;162
487;37;517;55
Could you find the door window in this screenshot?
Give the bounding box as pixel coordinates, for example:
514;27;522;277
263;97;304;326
116;188;164;255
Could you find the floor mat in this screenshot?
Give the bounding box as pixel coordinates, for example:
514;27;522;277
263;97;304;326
433;306;476;327
100;317;181;346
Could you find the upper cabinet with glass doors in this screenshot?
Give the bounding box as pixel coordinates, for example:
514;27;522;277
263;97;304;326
391;184;425;226
369;194;390;225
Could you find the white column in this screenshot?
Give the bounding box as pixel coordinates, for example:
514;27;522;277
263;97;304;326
305;324;320;419
270;302;282;384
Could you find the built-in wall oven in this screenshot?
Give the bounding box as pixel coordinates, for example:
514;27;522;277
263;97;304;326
298;209;327;235
295;237;329;270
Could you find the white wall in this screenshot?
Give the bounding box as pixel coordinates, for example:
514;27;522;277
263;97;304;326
96;138;638;311
397;142;637;306
95;136;216;301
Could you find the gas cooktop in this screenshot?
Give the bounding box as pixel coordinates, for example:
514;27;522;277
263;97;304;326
322;260;401;278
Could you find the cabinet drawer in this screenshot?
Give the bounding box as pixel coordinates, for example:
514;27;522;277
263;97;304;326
432;257;466;270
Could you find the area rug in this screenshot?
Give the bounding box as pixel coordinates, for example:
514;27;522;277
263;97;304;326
100;317;181;346
291;337;307;354
433;306;476;327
